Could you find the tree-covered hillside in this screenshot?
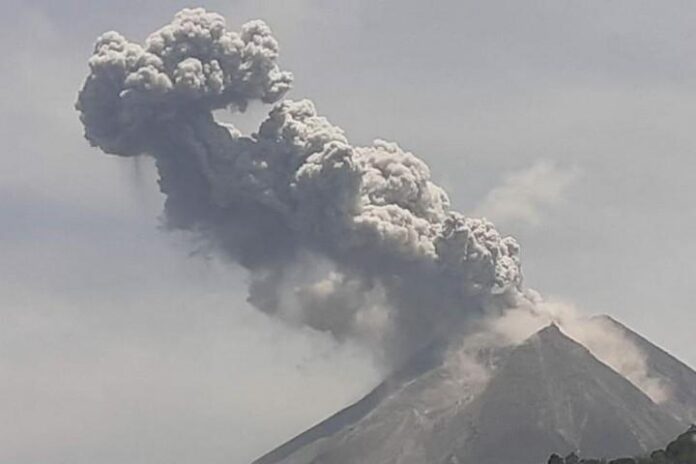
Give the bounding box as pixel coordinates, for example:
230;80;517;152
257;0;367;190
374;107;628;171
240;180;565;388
548;426;696;464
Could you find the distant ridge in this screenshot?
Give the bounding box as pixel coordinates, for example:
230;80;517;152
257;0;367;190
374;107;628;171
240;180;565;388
593;315;696;424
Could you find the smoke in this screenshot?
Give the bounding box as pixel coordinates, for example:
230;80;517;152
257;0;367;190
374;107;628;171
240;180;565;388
75;10;670;401
487;298;670;403
474;160;579;228
76;8;524;363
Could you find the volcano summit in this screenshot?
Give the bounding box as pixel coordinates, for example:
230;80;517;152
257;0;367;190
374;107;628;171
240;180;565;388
255;320;694;464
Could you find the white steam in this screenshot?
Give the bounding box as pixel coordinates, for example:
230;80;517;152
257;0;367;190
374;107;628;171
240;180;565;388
474;160;579;228
488;298;670;403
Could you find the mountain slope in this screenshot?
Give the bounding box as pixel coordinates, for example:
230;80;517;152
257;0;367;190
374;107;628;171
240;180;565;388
254;324;685;464
593;315;696;425
452;325;682;464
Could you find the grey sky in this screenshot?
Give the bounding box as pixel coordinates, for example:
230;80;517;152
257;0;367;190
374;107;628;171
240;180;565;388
1;1;695;463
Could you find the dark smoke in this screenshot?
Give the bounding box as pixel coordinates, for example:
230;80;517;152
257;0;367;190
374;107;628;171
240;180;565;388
76;8;525;363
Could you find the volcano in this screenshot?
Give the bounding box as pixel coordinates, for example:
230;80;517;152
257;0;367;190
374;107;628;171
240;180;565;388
254;320;694;464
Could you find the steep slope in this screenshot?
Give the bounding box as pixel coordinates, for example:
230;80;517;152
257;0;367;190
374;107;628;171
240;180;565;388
593;315;696;424
254;324;684;464
252;340;458;464
451;325;682;464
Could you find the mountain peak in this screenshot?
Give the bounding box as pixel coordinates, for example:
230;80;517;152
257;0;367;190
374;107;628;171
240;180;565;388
528;322;583;351
587;315;696;425
536;322;563;337
591;314;623;326
255;317;687;464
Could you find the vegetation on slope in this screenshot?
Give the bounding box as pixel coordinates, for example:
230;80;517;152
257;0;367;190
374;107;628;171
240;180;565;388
548;426;696;464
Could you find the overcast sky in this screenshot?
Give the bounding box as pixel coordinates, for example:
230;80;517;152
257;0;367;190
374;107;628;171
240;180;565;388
2;1;696;463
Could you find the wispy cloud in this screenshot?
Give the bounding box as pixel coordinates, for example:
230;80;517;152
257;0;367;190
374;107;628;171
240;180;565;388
474;161;579;227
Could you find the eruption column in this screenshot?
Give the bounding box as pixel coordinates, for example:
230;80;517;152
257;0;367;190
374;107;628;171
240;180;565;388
77;8;524;362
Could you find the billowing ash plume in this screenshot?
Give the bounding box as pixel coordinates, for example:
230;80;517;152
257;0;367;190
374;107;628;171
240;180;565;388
77;8;524;362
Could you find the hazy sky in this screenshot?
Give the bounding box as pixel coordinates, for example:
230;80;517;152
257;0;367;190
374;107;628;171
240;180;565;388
2;1;696;463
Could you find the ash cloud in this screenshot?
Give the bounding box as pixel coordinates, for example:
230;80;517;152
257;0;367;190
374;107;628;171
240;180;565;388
75;10;677;401
77;8;524;362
